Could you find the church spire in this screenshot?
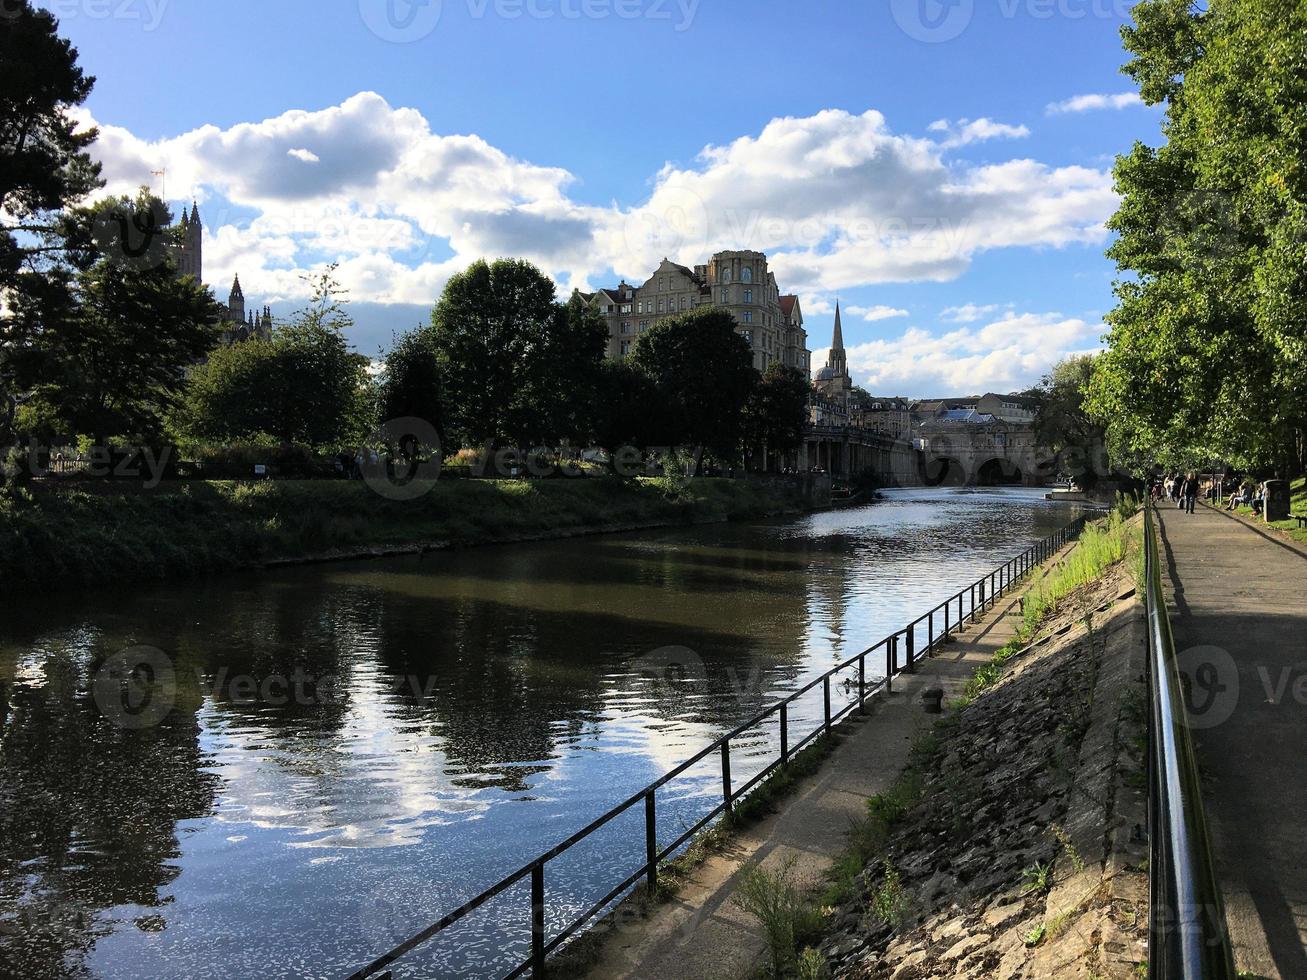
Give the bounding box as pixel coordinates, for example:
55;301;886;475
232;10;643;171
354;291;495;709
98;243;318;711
831;301;844;353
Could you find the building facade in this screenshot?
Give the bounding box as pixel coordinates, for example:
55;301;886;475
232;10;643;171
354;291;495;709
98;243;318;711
172;203;272;345
574;250;810;374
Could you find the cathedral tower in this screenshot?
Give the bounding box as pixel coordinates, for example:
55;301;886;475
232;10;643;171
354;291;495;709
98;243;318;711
228;275;245;323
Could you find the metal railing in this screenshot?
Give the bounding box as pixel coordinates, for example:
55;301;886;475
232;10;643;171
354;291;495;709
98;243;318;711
1143;504;1236;978
347;515;1090;980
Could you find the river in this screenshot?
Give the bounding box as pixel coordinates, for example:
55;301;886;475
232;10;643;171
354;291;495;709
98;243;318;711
0;487;1094;979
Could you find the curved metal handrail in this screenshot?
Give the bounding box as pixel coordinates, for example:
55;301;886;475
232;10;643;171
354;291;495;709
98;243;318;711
1143;502;1236;978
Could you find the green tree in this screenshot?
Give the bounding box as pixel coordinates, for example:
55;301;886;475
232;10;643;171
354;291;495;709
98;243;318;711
375;324;446;450
1031;356;1111;488
176;269;369;448
0;0;102;283
429;259;606;449
1089;0;1307;475
10;199;219;443
744;364;809;470
589;358;662;458
0;1;103;444
631;307;757;471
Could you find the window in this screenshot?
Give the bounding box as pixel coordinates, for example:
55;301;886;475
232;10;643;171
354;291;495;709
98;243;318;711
639;320;649;332
741;266;753;284
743;288;752;303
621;321;631;334
743;311;753;324
680;296;687;310
743;329;753;345
658;277;665;291
719;267;730;284
620;340;631;356
657;299;664;313
720;288;729;304
621;304;632;314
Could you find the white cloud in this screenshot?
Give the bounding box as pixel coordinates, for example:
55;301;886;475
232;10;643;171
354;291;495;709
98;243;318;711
940;302;1008;323
927;117;1031;148
846;304;909;321
844;311;1105;396
1046;93;1144;115
80;96;1115;316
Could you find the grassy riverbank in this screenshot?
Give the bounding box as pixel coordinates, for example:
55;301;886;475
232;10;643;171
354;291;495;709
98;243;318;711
0;476;810;592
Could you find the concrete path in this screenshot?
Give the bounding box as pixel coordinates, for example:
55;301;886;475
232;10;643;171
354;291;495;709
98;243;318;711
1156;504;1307;979
580;567;1048;980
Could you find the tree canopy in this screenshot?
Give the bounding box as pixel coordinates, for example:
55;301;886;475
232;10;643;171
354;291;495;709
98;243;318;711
630;306;757;466
175;269;369;448
1088;0;1307;475
429;259;607;449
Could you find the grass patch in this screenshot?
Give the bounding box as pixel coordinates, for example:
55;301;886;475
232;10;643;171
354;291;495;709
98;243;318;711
733;857;826;977
0;476;808;592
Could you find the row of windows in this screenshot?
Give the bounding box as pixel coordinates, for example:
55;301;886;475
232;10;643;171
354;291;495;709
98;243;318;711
635;296;690;314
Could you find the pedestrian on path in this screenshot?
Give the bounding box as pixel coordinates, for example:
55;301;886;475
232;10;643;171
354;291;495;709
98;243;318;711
1183;472;1199;514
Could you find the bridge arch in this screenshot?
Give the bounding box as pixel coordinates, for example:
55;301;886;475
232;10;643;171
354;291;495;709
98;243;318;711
920;456;967;487
978;457;1024;486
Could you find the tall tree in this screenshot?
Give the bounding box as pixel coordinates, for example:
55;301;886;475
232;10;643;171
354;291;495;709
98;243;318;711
375;324;447;450
631;307;757;470
1089;0;1307;475
1032;355;1111;488
0;1;103;443
429;259;606;449
744;364;809;469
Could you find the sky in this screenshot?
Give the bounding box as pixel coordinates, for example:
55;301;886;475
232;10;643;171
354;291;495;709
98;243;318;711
48;0;1163;397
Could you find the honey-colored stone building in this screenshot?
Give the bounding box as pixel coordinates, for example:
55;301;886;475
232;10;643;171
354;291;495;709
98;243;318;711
573;250;810;374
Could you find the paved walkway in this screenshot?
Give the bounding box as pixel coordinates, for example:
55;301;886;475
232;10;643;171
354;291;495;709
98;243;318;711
1156;504;1307;979
580;567;1047;979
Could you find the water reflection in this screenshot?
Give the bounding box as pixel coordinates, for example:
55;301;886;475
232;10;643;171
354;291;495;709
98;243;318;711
0;488;1091;978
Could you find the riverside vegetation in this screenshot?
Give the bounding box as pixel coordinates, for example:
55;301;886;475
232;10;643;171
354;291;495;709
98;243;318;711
0;475;808;592
724;508;1143;978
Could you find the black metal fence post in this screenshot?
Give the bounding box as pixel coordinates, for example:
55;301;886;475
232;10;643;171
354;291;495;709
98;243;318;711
531;863;546;977
927;610;934;654
644;791;657;896
904;624;915;672
885;641;893;693
823;676;831;733
944;600;951;640
780;702;789;761
721;741;733;816
858;655;865;713
970;584;977;622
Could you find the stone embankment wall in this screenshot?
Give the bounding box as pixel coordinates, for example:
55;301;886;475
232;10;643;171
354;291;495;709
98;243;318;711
821;562;1149;979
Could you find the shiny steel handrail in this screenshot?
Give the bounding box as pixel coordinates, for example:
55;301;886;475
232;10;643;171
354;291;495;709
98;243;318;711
1143;503;1236;979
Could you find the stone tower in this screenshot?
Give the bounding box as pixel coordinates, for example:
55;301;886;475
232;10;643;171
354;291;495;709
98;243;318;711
228;275;245;323
175;202;203;280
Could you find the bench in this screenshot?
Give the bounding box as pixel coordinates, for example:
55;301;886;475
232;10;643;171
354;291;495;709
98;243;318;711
1294;514;1307;529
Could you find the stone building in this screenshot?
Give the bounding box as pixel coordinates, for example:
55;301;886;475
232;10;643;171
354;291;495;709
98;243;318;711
172;203;272;345
574;250;810;373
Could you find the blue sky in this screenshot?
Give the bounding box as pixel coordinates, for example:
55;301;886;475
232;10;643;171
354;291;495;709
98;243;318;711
52;0;1162;395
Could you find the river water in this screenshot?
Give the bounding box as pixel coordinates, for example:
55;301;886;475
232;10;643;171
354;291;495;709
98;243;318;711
0;487;1093;979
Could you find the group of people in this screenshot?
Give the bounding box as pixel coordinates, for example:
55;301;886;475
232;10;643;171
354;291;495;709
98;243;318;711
1151;472;1202;514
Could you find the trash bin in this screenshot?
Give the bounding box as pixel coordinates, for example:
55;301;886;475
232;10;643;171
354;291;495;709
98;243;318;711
1264;479;1290;522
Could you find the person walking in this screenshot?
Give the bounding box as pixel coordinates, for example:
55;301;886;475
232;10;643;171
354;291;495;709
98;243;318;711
1183;472;1199;514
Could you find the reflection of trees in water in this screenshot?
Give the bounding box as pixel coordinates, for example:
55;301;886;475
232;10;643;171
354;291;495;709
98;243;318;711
0;652;216;980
